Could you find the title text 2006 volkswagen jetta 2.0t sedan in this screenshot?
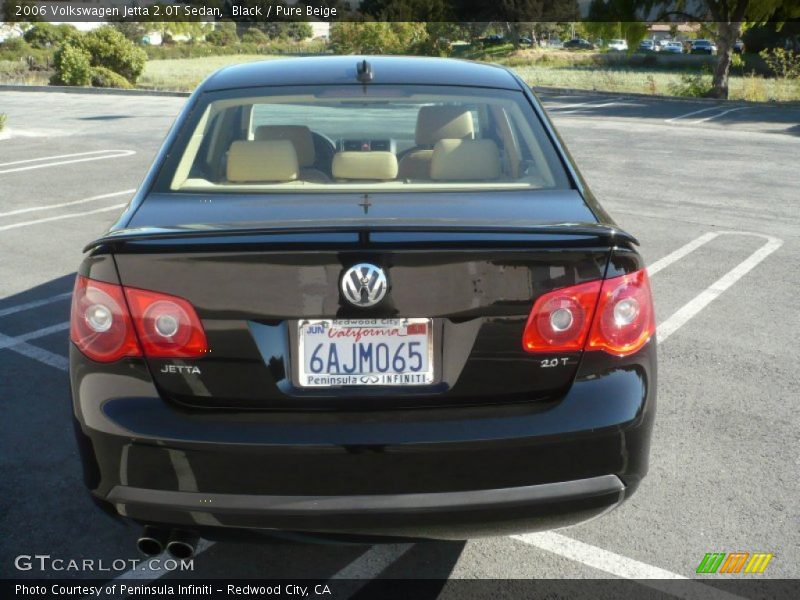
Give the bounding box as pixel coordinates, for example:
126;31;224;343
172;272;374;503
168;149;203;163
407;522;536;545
70;57;656;557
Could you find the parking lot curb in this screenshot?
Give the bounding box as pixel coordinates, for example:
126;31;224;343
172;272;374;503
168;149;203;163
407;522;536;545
0;84;190;97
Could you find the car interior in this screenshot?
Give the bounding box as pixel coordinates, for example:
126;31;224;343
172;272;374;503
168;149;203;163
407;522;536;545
171;94;563;191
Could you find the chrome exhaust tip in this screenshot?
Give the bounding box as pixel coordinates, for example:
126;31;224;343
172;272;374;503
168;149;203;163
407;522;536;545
137;526;168;557
166;530;199;560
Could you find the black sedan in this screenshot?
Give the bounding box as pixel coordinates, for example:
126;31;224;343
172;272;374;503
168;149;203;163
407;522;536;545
69;56;656;556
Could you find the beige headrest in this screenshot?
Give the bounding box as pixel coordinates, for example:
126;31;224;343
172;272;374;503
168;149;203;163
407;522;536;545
254;125;315;167
415;106;474;146
430;139;501;181
226;140;298;183
332;151;398;181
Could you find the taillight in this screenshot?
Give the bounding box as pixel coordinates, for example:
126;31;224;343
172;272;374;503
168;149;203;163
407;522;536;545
124;287;208;358
587;269;656;356
522;280;602;352
70;276;141;362
523;268;655;357
70;276;208;362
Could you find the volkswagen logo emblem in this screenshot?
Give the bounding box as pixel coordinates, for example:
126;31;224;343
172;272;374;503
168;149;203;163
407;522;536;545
341;263;387;307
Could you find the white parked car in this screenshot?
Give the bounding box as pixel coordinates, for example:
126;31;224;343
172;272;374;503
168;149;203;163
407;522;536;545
663;41;684;54
655;39;671;51
608;39;628;51
638;40;656;52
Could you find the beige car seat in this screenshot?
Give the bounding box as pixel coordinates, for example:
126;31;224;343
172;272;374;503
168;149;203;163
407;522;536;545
254;125;329;182
226;140;299;183
397;106;474;180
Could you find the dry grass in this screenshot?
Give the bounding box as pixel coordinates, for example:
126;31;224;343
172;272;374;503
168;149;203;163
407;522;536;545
513;64;800;101
4;50;798;102
138;55;281;91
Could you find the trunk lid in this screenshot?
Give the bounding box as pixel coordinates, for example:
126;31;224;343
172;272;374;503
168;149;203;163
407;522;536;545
104;191;623;410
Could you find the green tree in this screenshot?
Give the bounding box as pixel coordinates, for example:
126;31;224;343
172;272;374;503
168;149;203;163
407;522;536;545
23;23;77;48
206;22;240;46
51;44;91;86
330;22;428;54
595;0;800;98
258;22;313;40
492;1;580;48
110;21;148;43
78;27;147;84
241;27;269;45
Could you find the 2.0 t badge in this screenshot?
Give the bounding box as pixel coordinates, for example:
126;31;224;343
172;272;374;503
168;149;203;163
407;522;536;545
341;263;387;307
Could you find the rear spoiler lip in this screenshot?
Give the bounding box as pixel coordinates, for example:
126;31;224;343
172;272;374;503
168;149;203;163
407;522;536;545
84;222;638;253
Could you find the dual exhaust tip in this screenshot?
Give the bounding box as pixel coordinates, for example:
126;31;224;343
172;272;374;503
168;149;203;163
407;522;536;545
137;526;198;559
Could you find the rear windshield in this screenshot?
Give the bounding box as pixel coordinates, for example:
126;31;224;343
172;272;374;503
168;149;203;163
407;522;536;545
161;85;570;193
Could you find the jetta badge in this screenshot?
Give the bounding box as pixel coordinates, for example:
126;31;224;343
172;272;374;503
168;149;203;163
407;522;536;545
341;263;387;307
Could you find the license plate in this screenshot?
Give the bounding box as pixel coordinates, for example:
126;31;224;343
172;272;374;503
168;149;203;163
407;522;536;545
297;318;433;387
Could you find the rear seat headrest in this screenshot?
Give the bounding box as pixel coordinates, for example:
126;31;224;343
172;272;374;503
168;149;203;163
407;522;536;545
430;139;501;181
332;151;398;181
254;125;315;168
226;140;298;183
415;105;474;146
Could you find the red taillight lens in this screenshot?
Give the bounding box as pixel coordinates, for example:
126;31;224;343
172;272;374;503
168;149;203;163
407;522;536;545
71;276;208;362
522;268;655;357
588;269;656;356
124;287;208;358
70;276;141;362
522;280;602;352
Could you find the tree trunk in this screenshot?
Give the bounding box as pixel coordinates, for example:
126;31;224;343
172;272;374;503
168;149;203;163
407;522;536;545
711;21;741;99
507;23;521;49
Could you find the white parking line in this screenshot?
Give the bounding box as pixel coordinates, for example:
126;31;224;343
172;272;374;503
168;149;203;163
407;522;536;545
550;98;622;113
556;100;623;115
689;106;749;124
0;330;68;371
0;202;126;233
665;105;750;125
647;232;717;276
330;544;413;579
0;292;72;318
513;533;745;600
15;321;70;342
0;150;135;175
657;232;782;343
665;105;722;123
0;189;135;219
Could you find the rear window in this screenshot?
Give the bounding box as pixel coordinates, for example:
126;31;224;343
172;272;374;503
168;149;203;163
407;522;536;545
161;85;570;193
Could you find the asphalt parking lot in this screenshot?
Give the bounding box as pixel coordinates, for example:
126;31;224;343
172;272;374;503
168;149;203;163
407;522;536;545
0;87;798;593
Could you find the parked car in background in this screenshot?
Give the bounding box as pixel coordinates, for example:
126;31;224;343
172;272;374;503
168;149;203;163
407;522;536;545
655;39;671;52
563;38;595;50
608;39;628;51
638;40;655;52
733;40;745;54
691;39;717;55
547;38;564;48
483;34;505;46
663;41;684;54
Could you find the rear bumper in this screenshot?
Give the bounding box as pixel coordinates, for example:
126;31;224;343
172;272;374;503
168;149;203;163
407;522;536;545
71;342;656;539
106;476;625;539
